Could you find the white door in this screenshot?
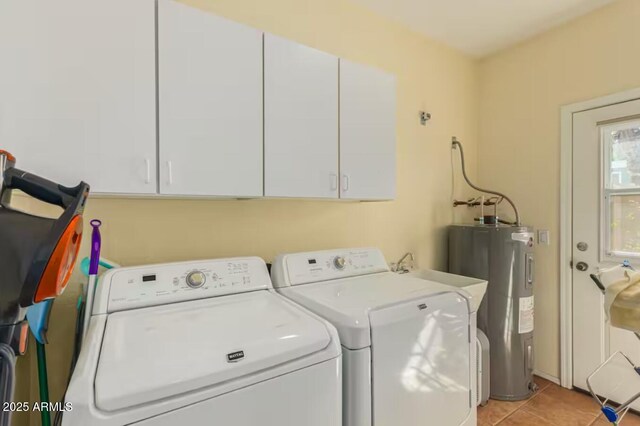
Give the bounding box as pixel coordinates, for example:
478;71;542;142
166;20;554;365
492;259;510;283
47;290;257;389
264;34;339;198
158;0;263;197
339;59;396;200
0;0;156;194
572;98;640;406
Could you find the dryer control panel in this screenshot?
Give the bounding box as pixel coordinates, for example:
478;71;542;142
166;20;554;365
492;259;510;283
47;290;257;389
271;248;389;287
93;257;271;313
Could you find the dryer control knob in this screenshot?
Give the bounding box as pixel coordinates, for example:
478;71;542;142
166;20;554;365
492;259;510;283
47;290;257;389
186;271;206;288
333;256;346;270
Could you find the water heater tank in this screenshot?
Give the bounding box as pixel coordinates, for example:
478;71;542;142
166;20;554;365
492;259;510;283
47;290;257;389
449;224;536;401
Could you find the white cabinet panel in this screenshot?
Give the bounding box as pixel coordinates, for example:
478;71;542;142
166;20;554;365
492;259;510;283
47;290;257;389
340;59;396;200
0;0;156;194
264;34;339;198
158;0;263;197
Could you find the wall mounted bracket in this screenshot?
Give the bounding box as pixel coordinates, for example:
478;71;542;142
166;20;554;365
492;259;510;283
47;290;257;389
419;111;431;125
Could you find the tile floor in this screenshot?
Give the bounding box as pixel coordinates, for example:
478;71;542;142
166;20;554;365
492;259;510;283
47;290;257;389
478;376;640;425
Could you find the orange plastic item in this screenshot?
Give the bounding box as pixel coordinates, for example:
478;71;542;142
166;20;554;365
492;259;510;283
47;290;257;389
0;150;16;163
34;215;83;302
18;322;28;355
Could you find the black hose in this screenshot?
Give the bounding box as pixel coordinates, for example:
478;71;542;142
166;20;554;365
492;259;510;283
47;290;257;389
452;137;521;226
0;343;16;426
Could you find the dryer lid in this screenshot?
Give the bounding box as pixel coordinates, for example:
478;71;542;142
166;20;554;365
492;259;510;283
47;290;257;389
278;272;468;349
94;290;332;412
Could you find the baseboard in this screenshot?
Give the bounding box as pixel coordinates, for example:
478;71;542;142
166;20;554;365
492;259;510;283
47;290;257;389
533;369;561;386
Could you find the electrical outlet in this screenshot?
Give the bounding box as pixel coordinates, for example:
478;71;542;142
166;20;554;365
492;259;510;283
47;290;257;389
537;230;550;246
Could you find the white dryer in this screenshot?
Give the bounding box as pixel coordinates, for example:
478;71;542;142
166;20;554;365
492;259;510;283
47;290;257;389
64;257;342;425
271;248;476;426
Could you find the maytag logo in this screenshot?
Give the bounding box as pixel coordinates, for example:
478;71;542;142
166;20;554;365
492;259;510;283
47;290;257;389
418;303;427;310
227;350;245;362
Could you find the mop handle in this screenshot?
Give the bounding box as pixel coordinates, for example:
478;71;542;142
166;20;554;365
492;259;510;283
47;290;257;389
82;220;102;342
89;220;102;275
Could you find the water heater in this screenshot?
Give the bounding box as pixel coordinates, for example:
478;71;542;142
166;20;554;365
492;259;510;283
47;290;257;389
449;224;536;401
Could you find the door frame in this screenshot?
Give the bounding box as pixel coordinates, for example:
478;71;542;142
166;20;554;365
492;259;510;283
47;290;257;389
559;87;640;388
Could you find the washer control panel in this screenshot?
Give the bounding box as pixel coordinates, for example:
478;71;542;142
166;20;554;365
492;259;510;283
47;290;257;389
96;257;270;313
278;248;389;286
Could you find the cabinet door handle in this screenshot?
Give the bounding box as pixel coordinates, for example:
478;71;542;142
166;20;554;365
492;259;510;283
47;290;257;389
145;158;151;184
330;173;338;191
167;161;173;185
342;174;350;192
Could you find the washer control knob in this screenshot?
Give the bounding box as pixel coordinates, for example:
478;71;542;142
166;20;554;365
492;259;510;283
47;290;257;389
186;271;206;288
333;256;346;270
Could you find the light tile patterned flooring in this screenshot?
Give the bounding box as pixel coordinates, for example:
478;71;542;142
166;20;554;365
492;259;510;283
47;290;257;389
478;376;640;425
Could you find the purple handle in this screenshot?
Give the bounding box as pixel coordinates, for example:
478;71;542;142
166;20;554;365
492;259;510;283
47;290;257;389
89;219;102;275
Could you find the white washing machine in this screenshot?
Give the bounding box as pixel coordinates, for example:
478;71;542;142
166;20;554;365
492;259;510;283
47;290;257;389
271;248;476;426
64;257;342;425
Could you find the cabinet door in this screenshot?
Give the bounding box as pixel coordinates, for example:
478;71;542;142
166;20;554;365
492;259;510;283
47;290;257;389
340;59;396;200
264;34;339;198
0;0;156;194
158;0;263;197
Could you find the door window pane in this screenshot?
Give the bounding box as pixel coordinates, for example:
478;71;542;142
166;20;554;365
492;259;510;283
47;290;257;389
603;120;640;258
605;121;640;189
609;194;640;255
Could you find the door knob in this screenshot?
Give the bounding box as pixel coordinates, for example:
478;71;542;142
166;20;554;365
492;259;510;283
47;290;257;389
576;261;589;272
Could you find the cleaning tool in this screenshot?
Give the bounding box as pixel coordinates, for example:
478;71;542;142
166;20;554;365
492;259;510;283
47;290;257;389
78;254;118;344
80;257;119;277
81;220;102;342
26;300;54;426
0;151;89;426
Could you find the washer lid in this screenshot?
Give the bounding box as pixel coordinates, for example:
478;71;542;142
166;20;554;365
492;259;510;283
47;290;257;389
278;272;467;349
94;290;332;412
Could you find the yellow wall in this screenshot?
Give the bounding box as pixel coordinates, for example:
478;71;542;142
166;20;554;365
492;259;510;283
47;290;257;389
10;1;480;424
478;0;640;378
14;1;640;422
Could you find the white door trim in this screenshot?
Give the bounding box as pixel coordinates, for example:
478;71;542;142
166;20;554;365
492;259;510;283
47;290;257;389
559;87;640;388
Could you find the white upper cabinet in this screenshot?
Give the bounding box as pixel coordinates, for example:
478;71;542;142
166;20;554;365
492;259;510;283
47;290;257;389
264;34;339;199
339;59;397;200
0;0;157;194
0;2;395;200
158;0;263;197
